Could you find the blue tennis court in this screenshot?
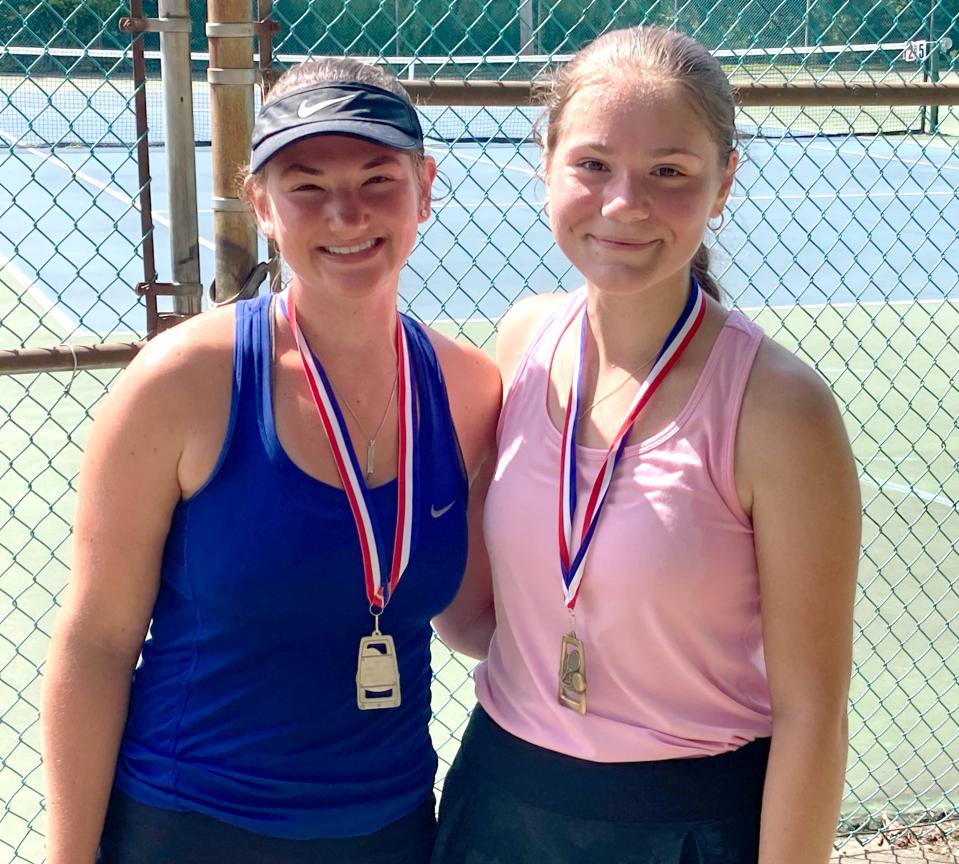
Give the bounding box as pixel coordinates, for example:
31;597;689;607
1;132;957;337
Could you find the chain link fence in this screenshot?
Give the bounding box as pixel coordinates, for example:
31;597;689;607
1;0;958;861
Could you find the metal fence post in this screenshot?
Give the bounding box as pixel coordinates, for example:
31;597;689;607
159;0;203;317
207;0;258;305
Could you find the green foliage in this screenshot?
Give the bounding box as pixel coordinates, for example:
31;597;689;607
0;0;122;48
269;0;958;56
1;0;956;62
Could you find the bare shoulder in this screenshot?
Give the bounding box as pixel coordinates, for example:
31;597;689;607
92;306;238;494
123;305;235;393
737;335;857;509
496;291;570;391
425;327;502;482
742;337;845;449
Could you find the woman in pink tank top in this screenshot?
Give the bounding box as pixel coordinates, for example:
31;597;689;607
432;24;861;864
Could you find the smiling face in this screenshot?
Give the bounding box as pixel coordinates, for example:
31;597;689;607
544;81;737;299
247;134;436;300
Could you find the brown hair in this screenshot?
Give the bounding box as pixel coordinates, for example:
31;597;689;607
537;26;737;302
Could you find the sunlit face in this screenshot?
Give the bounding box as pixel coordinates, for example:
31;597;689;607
247;134;435;299
544;81;737;298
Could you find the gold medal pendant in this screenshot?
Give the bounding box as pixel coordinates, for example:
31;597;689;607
356;626;401;710
558;631;587;714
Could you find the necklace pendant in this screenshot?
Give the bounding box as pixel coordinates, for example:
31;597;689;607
558;631;587;714
366;440;375;479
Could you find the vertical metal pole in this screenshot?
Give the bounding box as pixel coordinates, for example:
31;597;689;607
159;0;202;315
258;0;282;294
128;0;160;336
928;1;940;132
207;0;257;304
804;0;811;46
519;0;534;55
395;0;401;58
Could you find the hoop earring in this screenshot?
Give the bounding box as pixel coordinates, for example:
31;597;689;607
708;213;725;232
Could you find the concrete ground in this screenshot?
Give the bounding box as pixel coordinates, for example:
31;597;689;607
833;839;959;862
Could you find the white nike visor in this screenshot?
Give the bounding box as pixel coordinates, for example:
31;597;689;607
250;81;424;173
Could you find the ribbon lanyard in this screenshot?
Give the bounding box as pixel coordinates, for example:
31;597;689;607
284;292;415;613
558;279;706;610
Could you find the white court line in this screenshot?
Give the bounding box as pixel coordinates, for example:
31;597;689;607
0;129;216;330
0;129;215;252
433;296;955;322
738;296;957;313
435;199;544;211
769;138;959;174
427;144;539;177
729;189;956;202
861;476;957;511
869;454;931;467
164;200;545;216
0;250;82;335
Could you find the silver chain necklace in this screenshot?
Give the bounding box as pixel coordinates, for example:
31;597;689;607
271;294;399;480
576;352;658;422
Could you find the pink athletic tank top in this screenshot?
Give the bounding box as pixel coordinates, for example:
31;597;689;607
475;290;773;762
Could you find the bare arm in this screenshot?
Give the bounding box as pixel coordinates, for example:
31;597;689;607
432;451;497;658
41;324;223;863
429;333;501;659
737;341;861;864
433;296;569;656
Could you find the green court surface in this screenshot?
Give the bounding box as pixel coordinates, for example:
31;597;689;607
0;266;120;856
1;277;957;838
758;298;959;826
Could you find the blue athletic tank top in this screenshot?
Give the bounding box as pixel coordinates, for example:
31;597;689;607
114;294;469;839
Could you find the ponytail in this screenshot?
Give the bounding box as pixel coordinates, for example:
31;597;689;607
691;244;723;304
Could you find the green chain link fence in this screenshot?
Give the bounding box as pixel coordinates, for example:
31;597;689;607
1;0;958;861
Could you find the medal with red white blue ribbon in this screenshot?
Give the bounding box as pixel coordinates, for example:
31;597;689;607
283;291;415;710
556;279;706;714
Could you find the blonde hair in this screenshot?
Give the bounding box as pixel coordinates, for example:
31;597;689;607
538;26;737;301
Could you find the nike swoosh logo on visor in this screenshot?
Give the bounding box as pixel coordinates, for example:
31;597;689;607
431;501;456;518
297;94;354;118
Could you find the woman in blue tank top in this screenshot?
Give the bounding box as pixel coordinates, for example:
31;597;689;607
41;58;500;864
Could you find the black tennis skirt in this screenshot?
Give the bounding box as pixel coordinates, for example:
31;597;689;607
98;790;436;864
431;706;769;864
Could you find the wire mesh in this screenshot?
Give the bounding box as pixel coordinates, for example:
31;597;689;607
2;0;959;861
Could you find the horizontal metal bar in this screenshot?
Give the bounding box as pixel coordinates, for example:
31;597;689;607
402;80;959;106
118;15;192;34
134;280;204;297
404;80;531;105
736;82;959;106
0;343;143;375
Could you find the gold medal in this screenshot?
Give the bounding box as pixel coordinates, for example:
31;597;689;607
555;285;705;717
558;631;587;714
286;295;414;714
356;624;401;710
